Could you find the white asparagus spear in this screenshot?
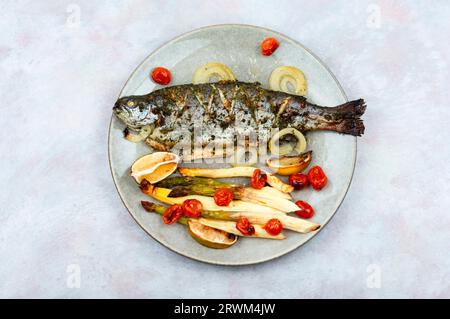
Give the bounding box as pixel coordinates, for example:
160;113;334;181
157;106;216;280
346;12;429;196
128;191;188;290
198;218;285;240
142;184;286;214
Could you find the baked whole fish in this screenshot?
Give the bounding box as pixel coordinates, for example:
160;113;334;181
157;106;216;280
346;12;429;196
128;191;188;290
113;81;366;151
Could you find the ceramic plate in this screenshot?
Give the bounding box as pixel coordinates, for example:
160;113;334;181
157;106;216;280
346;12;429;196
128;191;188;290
108;24;356;265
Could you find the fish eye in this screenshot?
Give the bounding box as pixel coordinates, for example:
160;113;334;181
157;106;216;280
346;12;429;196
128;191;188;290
127;100;136;108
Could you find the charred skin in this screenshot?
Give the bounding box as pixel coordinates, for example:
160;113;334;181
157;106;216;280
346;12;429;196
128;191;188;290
113;81;365;150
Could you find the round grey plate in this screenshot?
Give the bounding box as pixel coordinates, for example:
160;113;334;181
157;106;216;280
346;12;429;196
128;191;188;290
108;24;356;265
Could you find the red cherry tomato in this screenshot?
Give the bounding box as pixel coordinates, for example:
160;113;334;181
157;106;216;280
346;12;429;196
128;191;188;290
307;165;328;190
163;204;183;225
261;37;279;56
295;200;314;219
251;169;267;189
264;218;283;236
213;188;234;206
182;199;203;218
151;67;171;85
236;217;255;236
289;173;309;190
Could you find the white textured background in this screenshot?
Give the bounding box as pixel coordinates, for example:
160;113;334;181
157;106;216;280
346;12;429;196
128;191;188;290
0;0;449;298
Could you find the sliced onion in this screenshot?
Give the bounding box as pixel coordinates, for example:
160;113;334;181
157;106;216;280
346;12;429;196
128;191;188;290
193;62;236;84
269;66;307;96
269;128;307;156
231;147;258;167
124;125;153;143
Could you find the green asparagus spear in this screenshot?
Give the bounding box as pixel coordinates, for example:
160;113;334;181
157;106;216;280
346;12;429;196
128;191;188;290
156;176;244;198
155;176;231;188
141;201;189;225
141;201;231;221
141;201;320;233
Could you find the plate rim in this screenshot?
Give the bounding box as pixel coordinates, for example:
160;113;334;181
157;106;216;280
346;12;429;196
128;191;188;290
108;23;357;266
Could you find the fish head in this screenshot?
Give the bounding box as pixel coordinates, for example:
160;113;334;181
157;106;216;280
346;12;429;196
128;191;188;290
113;95;158;130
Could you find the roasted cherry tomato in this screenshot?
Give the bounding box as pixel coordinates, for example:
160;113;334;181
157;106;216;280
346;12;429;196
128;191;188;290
264;218;283;236
236;217;255;236
163;204;183;225
295;200;314;219
182;199;203;218
214;188;234;206
289;173;309;190
261;37;279;56
151;67;171;85
307;165;328;190
251;169;267;189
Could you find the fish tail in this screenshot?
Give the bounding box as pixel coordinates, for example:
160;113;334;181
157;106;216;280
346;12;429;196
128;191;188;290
321;99;366;136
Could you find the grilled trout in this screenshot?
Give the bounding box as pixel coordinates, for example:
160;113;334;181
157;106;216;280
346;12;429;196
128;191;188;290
113;81;365;151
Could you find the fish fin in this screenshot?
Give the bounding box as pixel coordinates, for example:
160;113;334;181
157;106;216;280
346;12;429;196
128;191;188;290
333;99;366;136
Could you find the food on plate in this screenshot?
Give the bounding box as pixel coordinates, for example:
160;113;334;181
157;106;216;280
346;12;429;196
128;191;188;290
182;199;203;218
130;152;179;184
142;201;320;234
142;201;286;239
198;218;284;239
269;66;307;96
123;126;153;143
141;201;238;247
192;62;236;84
295;200;315;219
142;201;188;224
235;217;255;236
263;218;283;236
268;128;307;156
112;29;367;254
288;173;309;190
187;220;238;249
113;81;366;151
163;204;184;225
178;166;294;193
266;151;312;175
156;176;298;212
307;165;328;190
140;180;284;214
261;37;279;56
251;169;267;190
151;67;171;85
213;188;234;206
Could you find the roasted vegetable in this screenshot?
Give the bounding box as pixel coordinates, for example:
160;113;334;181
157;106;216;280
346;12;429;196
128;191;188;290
269;66;307;96
142;201;320;234
198;218;284;239
192;62;236;84
141;201;189;225
140;180;283;214
178;166;294;193
157;176;298;212
266;151;312;175
142;201;284;239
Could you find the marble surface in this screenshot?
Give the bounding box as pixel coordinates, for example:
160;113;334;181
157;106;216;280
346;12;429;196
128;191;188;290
0;0;449;298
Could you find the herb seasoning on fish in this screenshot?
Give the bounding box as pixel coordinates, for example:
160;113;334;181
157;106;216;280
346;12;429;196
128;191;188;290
113;81;366;151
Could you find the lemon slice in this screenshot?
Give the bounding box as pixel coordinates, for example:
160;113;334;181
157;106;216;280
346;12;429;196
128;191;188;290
187;220;238;249
266;151;312;175
130;152;179;184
